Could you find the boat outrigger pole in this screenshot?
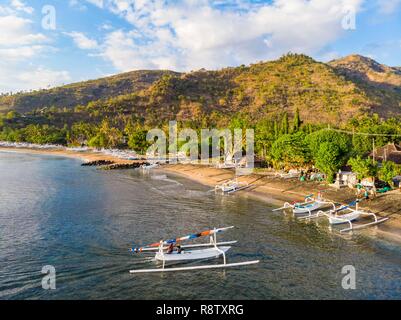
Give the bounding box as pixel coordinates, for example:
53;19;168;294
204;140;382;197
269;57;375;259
131;226;235;253
129;260;260;273
129;226;259;274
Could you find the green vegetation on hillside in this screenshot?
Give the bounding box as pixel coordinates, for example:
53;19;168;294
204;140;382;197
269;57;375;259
0;70;178;114
1;53;401;182
2;53;401;125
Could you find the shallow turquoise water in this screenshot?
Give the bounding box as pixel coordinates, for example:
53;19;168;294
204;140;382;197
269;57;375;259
1;151;401;300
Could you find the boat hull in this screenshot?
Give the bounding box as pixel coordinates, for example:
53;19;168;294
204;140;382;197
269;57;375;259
293;202;325;214
221;185;237;193
155;246;231;262
328;212;360;225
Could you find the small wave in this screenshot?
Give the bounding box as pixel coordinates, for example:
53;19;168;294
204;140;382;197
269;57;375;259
185;190;209;197
150;175;183;186
150;174;168;180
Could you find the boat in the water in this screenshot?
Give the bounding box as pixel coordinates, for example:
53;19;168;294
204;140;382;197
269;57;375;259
325;200;389;232
141;162;159;171
214;179;250;194
298;200;389;232
155;246;231;262
129;226;259;273
273;193;334;215
327;210;360;225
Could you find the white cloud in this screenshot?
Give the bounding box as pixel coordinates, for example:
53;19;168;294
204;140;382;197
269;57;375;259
0;15;47;46
99;30;159;70
69;0;87;11
16;67;71;89
10;0;34;14
65;31;99;50
319;51;342;62
71;0;104;10
0;5;14;15
86;0;104;8
0;64;71;93
0;6;68;93
377;0;401;14
0;0;368;92
0;45;46;61
100;22;113;30
91;0;364;72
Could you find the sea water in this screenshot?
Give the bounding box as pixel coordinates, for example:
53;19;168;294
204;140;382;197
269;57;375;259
1;151;401;300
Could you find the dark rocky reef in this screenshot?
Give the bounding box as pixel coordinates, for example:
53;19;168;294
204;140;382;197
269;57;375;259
82;160;115;166
100;162;147;170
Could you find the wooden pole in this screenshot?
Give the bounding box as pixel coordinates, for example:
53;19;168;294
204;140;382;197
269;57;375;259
372;138;375;162
352;127;355;145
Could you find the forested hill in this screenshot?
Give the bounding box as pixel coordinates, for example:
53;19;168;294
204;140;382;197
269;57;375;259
1;53;400;126
328;54;401;117
0;70;179;113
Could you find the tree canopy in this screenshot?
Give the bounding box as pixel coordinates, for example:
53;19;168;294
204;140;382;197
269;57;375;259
271;132;310;169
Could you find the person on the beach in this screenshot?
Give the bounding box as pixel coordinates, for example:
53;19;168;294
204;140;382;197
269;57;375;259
167;243;174;254
364;189;369;201
371;186;377;199
356;184;362;197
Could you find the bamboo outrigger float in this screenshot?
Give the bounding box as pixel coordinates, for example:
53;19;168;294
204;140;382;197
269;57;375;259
129;226;259;274
295;199;389;233
273;193;334;215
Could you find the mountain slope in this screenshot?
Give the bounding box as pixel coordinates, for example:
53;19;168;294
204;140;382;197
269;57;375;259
1;54;400;125
329;54;401;87
137;54;378;124
0;70;179;113
328;54;401;116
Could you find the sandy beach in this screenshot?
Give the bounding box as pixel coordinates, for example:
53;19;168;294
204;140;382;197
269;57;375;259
0;146;142;164
2;146;401;243
163;164;401;242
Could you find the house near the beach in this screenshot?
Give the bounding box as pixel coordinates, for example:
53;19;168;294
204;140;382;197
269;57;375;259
369;143;401;164
332;165;358;189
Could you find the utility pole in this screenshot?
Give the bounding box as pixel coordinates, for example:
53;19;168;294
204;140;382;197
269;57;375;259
352;127;355;145
372;138;375;162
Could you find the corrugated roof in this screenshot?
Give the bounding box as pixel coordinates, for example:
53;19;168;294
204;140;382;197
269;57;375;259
369;143;401;164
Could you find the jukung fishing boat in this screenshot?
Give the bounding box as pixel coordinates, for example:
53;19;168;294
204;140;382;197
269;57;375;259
129;226;259;273
141;162;159;171
298;200;389;233
214;178;250;194
322;200;388;233
273;193;333;215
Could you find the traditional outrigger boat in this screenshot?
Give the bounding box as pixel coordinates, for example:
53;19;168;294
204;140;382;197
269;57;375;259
273;193;334;215
141;162;159;171
297;200;389;233
214;179;250;194
129;226;259;273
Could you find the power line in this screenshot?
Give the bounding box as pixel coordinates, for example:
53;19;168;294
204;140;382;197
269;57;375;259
325;127;401;138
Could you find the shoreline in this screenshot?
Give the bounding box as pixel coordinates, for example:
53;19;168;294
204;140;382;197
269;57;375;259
2;146;401;243
162;164;401;243
0;146;142;164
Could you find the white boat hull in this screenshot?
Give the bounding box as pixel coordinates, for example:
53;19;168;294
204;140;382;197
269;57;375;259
293;202;325;214
155;246;231;262
221;185;238;193
136;241;237;252
215;181;249;194
328;212;360;225
130;226;260;274
142;164;158;170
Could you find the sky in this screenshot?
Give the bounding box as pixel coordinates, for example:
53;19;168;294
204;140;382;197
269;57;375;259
0;0;400;93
